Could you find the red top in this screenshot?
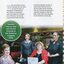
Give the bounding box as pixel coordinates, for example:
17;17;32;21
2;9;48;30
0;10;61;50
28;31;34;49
30;49;48;64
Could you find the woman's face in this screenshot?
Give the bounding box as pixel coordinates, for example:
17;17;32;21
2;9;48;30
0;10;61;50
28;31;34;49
53;35;58;41
37;44;43;51
3;47;10;56
25;34;30;40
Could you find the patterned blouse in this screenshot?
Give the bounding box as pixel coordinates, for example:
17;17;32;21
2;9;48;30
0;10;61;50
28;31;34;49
0;55;15;64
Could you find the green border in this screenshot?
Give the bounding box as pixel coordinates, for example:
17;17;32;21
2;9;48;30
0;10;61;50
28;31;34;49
1;20;22;41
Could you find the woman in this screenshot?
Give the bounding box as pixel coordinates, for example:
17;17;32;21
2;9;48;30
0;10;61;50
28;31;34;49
48;32;62;64
0;44;15;64
30;41;48;64
20;33;34;64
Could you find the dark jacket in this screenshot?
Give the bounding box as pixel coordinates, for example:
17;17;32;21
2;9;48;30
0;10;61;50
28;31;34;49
20;40;34;58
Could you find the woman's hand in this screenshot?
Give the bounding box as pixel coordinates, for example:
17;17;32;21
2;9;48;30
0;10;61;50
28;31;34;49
38;62;41;64
50;53;59;57
48;52;59;57
48;52;51;57
20;54;22;58
38;60;45;64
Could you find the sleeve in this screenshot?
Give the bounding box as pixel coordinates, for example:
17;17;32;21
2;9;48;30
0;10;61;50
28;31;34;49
20;42;23;54
47;40;52;52
0;58;3;64
58;41;63;64
30;49;37;57
31;42;35;51
8;56;15;64
59;41;63;55
42;50;48;64
9;59;15;64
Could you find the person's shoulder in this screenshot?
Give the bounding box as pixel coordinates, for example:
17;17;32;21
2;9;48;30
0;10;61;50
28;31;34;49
22;40;25;42
49;40;53;45
50;40;54;43
29;40;33;44
56;40;61;45
42;49;48;53
30;40;32;43
8;55;12;58
21;40;25;44
0;56;3;62
58;40;62;44
32;49;37;53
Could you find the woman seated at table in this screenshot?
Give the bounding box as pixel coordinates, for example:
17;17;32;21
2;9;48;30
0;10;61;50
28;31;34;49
30;41;48;64
0;43;15;64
